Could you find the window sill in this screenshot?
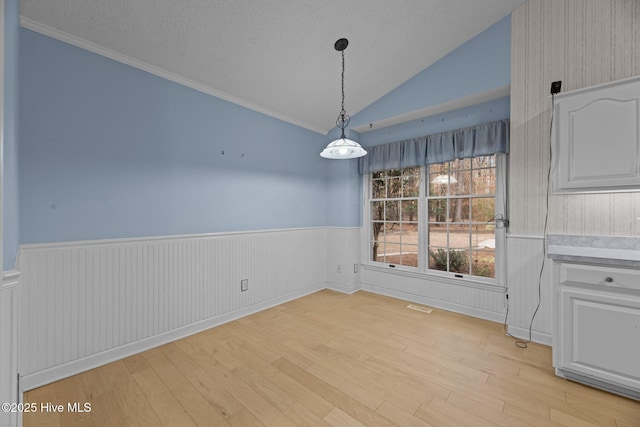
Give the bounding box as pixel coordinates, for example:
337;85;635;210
361;263;506;293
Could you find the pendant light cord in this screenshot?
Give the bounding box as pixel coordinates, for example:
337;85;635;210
341;49;346;117
337;48;350;135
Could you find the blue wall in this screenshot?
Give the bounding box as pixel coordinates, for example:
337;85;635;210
351;15;511;136
3;0;20;269
19;29;329;244
17;14;511;244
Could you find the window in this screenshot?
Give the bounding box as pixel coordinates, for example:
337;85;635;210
366;155;506;284
427;157;496;278
371;167;420;267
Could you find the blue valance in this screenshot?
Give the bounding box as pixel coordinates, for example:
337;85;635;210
359;119;509;174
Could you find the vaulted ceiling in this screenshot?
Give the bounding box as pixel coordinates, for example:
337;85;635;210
20;0;525;134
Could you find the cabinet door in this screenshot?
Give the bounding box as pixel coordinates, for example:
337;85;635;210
559;287;640;392
553;76;640;193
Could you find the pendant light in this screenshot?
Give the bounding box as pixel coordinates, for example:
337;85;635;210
320;38;367;159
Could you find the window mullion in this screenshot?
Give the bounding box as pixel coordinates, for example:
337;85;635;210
418;166;427;272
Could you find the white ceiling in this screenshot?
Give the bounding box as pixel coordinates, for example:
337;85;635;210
20;0;525;135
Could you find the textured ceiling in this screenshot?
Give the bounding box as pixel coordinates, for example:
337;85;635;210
20;0;525;134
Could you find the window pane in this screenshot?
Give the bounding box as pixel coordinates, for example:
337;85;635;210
429;176;452;196
372;222;384;243
403;175;420;197
384;222;401;242
450;170;471;195
399;223;418;245
449;250;470;274
401;200;418;222
401;244;419;267
428;163;449;196
429;163;448;175
403;166;420;176
448;223;470;249
385;201;400;221
372;179;386;198
372;202;384;220
372;241;385;263
428;247;469;274
472;223;495;250
388;177;402;198
428;224;447;247
472;169;496;194
471;198;495;223
428;247;448;272
472;156;495;169
471;250;495;278
428;199;448;223
450;158;471;171
448;198;469;223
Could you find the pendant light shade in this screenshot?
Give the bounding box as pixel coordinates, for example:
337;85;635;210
320;137;367;159
321;38;367;160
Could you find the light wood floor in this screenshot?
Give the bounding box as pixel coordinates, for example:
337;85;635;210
24;290;640;426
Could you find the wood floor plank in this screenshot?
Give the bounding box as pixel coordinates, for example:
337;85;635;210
142;348;231;426
323;407;368;427
375;401;434;427
131;367;197;427
52;374;92;427
23;290;639;427
283;402;333;427
272;357;399;427
190;350;299;427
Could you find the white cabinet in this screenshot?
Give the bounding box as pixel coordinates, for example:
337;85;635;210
553;262;640;400
553;75;640;193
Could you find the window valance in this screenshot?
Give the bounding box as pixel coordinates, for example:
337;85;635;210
358;119;509;174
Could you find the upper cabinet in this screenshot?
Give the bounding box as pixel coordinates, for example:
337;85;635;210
553;75;640;193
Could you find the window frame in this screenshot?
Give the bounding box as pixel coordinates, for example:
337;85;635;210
362;154;508;288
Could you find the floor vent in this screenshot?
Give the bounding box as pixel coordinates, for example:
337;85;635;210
406;304;433;314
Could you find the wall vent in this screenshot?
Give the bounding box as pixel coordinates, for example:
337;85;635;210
406;304;433;314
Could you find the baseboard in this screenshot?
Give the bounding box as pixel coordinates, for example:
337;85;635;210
325;282;362;295
506;325;552;346
20;282;325;391
360;284;505;324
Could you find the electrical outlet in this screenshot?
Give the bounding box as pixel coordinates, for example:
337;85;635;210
241;279;248;292
353;263;359;273
550;80;562;95
337;264;342;274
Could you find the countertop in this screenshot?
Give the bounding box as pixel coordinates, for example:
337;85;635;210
546;234;640;267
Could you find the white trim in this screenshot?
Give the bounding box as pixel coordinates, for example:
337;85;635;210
18;226;333;253
19;17;326;135
361;264;505;292
552;74;640;101
0;0;5;275
325;281;361;295
506;325;552;346
507;234;545;240
352;85;510;134
360;283;506;324
20;282;325;391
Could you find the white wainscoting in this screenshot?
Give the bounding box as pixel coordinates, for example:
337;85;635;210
18;228;328;390
359;266;506;324
505;235;553;345
1;270;21;427
325;227;361;294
